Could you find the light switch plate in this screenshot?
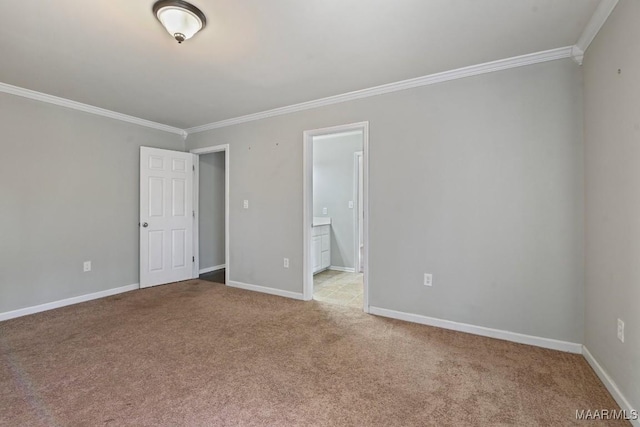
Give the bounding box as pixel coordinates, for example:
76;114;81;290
243;200;249;209
424;273;432;286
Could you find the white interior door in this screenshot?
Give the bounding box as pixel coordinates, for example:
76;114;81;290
140;147;195;288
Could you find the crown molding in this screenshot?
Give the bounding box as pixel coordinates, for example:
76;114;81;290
572;0;619;65
570;46;585;66
186;46;573;134
2;45;578;138
0;82;186;137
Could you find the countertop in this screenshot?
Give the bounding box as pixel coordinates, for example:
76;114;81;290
312;217;331;227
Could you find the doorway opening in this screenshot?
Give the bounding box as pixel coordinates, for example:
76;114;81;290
303;122;369;312
191;144;230;285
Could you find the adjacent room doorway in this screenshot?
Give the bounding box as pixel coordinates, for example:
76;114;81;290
139;145;229;288
303;122;370;312
191;144;230;285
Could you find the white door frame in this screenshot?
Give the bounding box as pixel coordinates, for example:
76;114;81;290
303;122;370;313
190;144;230;285
354;151;364;274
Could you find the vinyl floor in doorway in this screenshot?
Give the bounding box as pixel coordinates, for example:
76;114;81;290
0;280;625;426
313;270;363;308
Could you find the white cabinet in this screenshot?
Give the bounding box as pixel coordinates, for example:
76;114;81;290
312;224;331;274
321;251;330;270
312;236;322;272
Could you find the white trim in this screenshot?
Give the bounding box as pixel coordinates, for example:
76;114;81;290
369;306;583;354
303;122;370;313
361;125;370;313
0;284;139;322
313;130;363;141
192;155;200;277
224;148;230;285
227;280;304;301
199;264;226;275
185;47;572;134
0;82;186;137
3;46;575;137
190;145;228;155
329;266;356;273
572;0;620;65
190;144;230;286
353;151;364;274
303;130;313;301
570;46;585;66
583;346;639;426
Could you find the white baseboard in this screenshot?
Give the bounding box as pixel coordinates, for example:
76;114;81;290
583;346;639;426
0;283;140;322
199;264;226;274
329;266;356;273
227;280;304;301
369;306;583;354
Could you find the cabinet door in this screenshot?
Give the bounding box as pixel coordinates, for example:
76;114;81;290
312;236;322;272
321;234;330;251
321;251;330;269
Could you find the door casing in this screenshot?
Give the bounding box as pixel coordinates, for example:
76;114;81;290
302;122;370;312
190;144;230;284
354;151;364;274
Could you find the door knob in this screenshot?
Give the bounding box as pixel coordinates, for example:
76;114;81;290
142;222;149;228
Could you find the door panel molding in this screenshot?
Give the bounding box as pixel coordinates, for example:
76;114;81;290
140;146;195;288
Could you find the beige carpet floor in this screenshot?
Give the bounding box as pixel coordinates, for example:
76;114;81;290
0;280;626;426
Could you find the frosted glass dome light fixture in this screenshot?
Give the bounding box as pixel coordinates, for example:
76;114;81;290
153;0;206;44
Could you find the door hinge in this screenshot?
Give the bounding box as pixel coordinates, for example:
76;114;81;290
192;210;195;218
192;256;195;262
193;165;195;171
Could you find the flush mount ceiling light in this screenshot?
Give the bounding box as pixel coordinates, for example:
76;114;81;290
153;0;206;44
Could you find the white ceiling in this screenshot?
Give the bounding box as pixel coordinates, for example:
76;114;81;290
0;1;599;129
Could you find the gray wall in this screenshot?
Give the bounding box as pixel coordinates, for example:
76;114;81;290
313;133;362;269
198;151;226;270
583;0;640;411
0;93;184;313
186;58;585;343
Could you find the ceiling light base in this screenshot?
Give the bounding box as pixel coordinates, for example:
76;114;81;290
153;0;207;44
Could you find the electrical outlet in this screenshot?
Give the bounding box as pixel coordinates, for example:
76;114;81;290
424;273;432;287
348;201;354;209
243;200;249;209
83;261;92;272
617;318;625;343
322;207;328;215
283;258;289;268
